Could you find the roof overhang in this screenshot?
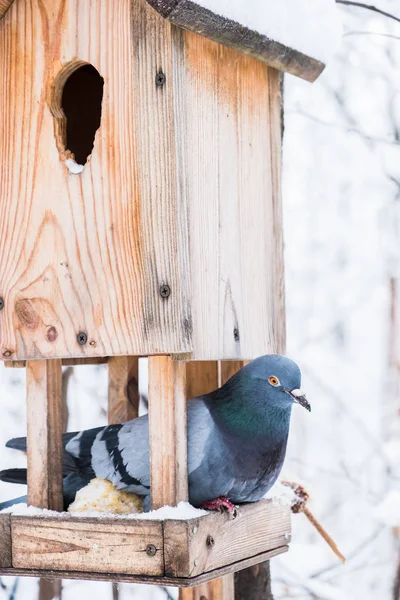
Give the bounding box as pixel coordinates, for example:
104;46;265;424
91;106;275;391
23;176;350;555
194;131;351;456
146;0;342;82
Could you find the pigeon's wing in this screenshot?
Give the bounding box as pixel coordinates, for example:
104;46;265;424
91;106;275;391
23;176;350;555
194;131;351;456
66;415;151;496
187;398;236;506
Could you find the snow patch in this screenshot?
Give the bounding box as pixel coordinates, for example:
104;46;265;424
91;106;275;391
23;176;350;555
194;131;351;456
1;501;208;520
65;158;84;174
263;481;297;507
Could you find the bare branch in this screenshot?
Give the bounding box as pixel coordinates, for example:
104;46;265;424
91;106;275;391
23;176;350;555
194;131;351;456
336;1;400;24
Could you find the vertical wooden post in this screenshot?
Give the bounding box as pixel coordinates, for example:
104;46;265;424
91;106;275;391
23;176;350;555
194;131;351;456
26;359;63;600
148;356;188;509
108;356;140;600
108;356;140;423
26;359;63;511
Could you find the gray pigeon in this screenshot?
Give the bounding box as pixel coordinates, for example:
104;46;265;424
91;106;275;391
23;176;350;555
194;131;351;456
0;354;310;512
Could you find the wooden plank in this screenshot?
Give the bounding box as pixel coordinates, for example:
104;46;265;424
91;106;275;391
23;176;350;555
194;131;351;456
0;514;11;568
164;499;290;578
0;0;191;361
147;0;329;82
26;359;63;511
186;361;219;398
0;546;287;586
181;577;235;600
11;516;164;576
148;356;188;508
171;30;286;360
5;357;108;368
108;356;140;423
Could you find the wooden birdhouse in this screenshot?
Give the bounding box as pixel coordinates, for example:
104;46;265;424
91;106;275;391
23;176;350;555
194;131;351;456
0;0;340;591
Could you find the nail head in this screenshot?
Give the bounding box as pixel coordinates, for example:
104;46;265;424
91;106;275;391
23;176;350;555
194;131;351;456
0;297;4;311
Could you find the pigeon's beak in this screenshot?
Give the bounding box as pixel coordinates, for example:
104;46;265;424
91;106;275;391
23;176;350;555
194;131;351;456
285;388;311;412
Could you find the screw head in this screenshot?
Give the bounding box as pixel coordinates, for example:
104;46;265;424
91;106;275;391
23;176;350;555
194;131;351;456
159;284;171;299
0;297;4;311
192;526;198;535
77;331;88;345
206;535;215;547
146;544;157;557
155;70;166;87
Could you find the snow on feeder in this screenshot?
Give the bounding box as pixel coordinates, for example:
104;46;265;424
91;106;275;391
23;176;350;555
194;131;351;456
0;0;340;592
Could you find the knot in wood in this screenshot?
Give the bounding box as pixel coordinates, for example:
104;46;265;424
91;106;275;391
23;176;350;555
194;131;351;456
206;535;215;547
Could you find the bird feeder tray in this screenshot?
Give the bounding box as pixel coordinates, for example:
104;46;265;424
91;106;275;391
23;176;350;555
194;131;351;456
0;500;290;585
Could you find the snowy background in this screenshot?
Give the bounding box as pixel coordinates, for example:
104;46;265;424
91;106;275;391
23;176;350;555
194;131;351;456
1;2;400;599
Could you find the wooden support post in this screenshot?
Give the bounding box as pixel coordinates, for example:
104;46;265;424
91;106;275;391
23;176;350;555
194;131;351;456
108;356;140;600
148;356;188;509
26;360;63;511
108;356;140;423
26;359;63;600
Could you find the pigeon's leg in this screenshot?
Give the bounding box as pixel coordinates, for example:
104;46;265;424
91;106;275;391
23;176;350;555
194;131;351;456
201;496;237;517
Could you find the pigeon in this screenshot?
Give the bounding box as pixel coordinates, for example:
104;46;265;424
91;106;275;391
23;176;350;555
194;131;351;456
0;354;310;513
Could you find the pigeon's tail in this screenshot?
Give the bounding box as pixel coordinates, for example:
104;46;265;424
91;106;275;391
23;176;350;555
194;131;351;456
0;473;90;511
0;468;27;484
0;495;27;511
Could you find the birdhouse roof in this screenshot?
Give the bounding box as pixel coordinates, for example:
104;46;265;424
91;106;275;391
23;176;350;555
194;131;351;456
146;0;342;82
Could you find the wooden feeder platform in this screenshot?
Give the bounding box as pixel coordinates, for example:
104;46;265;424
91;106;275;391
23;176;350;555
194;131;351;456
0;500;290;586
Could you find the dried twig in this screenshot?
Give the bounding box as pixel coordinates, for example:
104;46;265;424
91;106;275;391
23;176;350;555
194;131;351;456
282;481;346;564
336;1;400;24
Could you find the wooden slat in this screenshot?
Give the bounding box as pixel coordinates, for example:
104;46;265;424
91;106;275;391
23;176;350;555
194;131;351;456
148;356;188;508
0;0;191;361
181;577;235;600
5;357;108;368
164;499;290;578
0;514;11;568
0;546;287;586
171;30;285;359
108;356;140;423
26;360;63;511
186;361;219;398
11;517;164;575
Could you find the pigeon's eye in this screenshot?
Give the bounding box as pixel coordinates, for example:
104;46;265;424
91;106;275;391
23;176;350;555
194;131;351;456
269;376;280;386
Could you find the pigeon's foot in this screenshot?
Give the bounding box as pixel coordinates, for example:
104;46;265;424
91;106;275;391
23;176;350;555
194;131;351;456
201;497;238;518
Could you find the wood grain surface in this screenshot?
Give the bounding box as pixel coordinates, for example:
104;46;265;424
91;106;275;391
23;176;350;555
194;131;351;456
11;516;164;575
108;356;140;423
148;355;188;508
0;0;190;361
0;514;11;568
164;499;290;578
26;359;63;511
172;30;285;359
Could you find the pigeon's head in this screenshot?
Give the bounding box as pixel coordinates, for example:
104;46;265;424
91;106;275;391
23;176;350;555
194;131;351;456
247;354;311;412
